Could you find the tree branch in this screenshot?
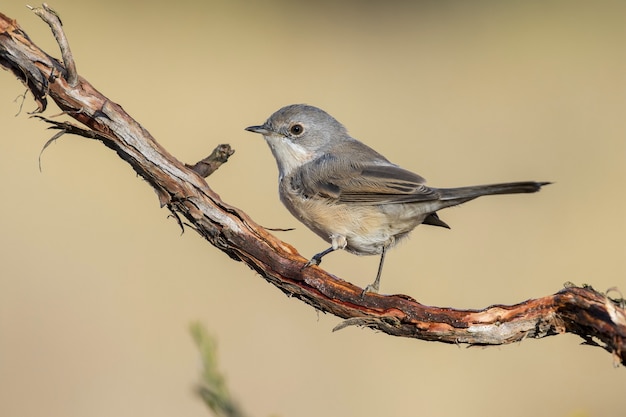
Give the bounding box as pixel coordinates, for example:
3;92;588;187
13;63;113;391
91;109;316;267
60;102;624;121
1;8;624;365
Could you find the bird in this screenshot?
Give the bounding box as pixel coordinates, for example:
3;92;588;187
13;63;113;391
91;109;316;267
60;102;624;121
246;104;548;294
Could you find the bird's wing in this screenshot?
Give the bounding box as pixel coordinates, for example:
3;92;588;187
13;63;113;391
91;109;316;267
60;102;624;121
291;154;440;205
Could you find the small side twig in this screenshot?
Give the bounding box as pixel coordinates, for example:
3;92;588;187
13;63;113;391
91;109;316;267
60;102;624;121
32;115;111;171
27;3;77;86
186;144;235;178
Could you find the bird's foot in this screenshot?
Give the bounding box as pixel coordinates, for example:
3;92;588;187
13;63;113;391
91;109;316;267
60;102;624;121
302;254;323;270
360;283;380;298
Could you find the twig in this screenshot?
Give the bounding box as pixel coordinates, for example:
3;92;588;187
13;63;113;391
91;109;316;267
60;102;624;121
27;3;78;86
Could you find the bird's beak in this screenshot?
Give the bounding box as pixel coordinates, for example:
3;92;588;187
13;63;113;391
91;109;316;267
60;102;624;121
245;125;269;135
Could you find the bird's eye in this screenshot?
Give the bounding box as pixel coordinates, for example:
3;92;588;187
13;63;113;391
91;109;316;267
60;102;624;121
289;124;304;136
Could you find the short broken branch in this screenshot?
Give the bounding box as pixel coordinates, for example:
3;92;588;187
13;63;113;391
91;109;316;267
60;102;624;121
186;144;235;178
1;8;624;365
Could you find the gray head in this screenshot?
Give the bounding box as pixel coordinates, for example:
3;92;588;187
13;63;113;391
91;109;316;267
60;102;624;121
246;104;351;177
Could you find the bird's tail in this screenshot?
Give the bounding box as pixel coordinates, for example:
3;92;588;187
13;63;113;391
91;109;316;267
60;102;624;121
437;181;550;205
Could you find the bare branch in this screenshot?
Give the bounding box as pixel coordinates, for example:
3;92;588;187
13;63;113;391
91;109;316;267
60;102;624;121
1;9;624;365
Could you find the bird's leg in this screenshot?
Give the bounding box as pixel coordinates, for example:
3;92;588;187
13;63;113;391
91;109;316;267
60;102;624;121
303;234;347;269
304;246;336;268
362;246;387;296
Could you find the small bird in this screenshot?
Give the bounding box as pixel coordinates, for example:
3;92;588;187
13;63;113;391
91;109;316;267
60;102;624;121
246;104;548;294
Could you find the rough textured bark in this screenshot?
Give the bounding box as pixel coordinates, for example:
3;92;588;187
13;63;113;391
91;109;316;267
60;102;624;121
1;7;624;365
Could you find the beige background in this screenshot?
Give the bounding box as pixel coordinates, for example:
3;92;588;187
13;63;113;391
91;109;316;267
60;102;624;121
1;1;625;416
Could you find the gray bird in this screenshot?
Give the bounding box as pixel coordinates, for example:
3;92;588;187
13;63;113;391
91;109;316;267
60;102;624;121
246;104;548;294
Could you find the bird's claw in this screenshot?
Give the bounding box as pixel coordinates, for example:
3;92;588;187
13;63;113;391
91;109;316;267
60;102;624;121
360;283;380;298
302;255;322;270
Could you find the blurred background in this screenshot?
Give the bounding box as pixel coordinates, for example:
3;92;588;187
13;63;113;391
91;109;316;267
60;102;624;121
1;1;625;416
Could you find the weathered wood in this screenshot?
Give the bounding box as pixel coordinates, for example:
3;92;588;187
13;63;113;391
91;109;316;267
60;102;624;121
1;8;624;365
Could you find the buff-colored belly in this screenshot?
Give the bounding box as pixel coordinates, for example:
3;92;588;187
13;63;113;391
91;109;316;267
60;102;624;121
281;192;432;256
